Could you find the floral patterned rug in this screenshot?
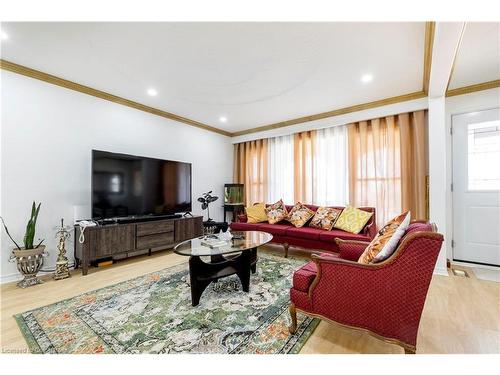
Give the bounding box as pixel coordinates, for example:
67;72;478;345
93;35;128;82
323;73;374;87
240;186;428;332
15;253;318;354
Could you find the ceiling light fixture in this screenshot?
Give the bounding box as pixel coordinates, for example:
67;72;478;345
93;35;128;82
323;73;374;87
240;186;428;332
361;74;373;83
147;88;158;97
1;31;8;40
219;116;228;123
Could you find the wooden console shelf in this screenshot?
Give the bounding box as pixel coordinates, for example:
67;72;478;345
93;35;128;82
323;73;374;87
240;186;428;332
74;216;203;275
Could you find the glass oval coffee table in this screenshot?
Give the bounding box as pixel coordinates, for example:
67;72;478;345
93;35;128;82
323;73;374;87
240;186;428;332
174;231;273;306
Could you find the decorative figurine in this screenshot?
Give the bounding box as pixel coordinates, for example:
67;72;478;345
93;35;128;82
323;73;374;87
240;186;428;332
54;218;71;280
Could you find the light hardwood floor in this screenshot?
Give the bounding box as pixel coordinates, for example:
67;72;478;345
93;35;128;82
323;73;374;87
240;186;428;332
1;245;499;354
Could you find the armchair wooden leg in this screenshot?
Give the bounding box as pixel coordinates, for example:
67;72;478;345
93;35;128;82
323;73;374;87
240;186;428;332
288;303;297;334
404;346;416;354
283;243;289;258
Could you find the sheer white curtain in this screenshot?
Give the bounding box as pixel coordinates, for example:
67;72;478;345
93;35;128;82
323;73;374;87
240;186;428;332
268;135;294;204
313;126;349;206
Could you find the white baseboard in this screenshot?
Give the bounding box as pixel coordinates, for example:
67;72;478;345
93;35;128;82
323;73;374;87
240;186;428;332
0;272;23;285
433;266;449;276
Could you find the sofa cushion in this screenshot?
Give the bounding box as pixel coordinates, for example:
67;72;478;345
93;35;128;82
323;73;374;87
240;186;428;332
257;223;292;236
334;205;373;234
286;227;323;240
265;199;288;224
309;206;343;230
318;229;371;242
246;203;268;223
230;222;260;231
287;202;315;228
358;211;411;264
292;261;317;292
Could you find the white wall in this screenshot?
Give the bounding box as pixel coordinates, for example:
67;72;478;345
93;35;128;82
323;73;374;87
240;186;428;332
428;96;448;276
445;88;500;261
0;71;233;283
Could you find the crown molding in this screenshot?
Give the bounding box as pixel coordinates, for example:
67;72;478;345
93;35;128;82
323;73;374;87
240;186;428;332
0;59;232;137
423;21;436;94
445;80;500;97
231;91;427;137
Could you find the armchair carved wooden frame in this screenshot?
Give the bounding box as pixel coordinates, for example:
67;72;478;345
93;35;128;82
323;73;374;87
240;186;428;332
288;222;443;354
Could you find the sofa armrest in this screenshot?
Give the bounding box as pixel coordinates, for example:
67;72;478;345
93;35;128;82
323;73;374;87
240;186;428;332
363;220;377;239
334;239;371;261
237;214;248;223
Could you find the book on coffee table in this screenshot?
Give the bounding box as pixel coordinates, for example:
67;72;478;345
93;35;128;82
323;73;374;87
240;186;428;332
201;238;228;249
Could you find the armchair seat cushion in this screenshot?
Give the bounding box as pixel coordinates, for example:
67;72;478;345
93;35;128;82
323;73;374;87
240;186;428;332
292;261;317;292
319;229;371;242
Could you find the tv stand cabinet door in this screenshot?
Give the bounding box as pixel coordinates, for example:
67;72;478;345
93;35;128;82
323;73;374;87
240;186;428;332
93;225;135;257
175;216;203;242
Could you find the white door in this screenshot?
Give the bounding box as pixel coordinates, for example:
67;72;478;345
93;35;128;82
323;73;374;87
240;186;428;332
452;108;500;267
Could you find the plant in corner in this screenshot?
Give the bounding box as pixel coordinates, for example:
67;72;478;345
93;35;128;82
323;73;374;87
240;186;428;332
197;191;219;222
1;201;48;288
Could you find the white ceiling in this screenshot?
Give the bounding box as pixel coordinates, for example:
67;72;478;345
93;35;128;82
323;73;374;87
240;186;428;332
1;22;425;133
448;22;500;89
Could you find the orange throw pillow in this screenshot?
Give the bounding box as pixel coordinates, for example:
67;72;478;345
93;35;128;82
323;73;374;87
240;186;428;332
358;211;411;264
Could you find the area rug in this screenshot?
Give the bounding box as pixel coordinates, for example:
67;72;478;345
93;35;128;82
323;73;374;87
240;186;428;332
15;253;318;354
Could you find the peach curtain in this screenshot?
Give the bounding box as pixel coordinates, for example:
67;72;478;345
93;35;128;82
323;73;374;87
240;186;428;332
348;110;428;226
294;131;316;203
233;139;268;205
399;110;429;220
348;117;401;226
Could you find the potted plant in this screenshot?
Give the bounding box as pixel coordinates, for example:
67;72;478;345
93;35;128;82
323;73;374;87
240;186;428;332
1;201;47;288
197;191;219;222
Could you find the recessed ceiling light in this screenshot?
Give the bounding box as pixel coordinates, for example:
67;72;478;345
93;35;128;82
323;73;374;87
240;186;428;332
219;116;228;123
361;74;373;83
1;31;8;40
147;88;158;97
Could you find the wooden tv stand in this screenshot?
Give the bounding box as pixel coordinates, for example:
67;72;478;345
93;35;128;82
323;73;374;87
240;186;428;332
74;215;203;275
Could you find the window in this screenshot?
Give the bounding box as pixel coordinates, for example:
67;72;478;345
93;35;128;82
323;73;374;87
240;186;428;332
268;135;294;204
467;120;500;190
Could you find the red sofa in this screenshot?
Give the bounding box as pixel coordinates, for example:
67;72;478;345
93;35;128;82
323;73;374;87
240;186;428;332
288;221;444;353
230;204;376;257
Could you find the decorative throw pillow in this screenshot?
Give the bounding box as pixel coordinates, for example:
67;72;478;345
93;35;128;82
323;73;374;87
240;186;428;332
246;203;268;224
333;206;373;234
309;206;343;230
265;199;288;224
358;211;411;264
287;202;315;228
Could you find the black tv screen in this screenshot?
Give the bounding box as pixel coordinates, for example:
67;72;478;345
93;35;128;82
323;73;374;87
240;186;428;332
92;150;192;219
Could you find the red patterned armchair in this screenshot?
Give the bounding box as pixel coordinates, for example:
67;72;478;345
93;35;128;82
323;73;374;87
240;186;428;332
288;221;444;354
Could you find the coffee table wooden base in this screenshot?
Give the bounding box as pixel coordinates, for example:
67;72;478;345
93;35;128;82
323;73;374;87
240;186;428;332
188;248;257;306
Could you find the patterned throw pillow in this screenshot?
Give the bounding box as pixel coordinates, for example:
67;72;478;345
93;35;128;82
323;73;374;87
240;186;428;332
265;199;288;224
287;202;315;228
333;206;373;234
358;211;411;264
309;206;343;230
245;203;268;224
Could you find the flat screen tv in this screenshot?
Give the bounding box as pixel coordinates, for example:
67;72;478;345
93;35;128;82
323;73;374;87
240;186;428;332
92;150;192;219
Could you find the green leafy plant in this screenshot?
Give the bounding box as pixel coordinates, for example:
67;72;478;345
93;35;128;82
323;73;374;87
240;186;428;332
0;201;44;250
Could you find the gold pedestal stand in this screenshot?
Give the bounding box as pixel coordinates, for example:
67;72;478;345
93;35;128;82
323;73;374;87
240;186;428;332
54;219;71;281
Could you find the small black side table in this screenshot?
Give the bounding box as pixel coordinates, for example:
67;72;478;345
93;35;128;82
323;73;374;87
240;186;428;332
223;204;245;223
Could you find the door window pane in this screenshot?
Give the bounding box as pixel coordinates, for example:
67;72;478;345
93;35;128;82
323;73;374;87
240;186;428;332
467;120;500;190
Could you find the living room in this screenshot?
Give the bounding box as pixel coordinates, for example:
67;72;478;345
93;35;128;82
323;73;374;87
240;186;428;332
1;1;499;372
